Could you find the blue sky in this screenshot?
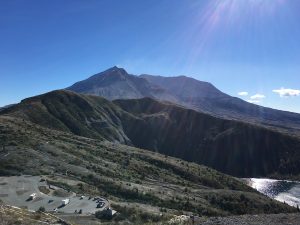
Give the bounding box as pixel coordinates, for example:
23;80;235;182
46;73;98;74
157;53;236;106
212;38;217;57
1;0;300;112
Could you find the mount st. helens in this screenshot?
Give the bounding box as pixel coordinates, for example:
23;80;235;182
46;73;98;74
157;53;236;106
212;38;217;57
1;90;300;178
68;66;300;136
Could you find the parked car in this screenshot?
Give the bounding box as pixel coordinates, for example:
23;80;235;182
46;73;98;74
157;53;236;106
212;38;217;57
97;202;105;208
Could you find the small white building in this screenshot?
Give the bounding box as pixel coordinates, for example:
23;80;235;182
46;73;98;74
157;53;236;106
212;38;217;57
62;198;70;206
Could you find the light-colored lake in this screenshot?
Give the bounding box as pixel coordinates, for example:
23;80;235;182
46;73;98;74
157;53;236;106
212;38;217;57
244;178;300;208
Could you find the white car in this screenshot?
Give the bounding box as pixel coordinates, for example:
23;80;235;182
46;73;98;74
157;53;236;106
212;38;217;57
29;193;37;200
62;198;70;206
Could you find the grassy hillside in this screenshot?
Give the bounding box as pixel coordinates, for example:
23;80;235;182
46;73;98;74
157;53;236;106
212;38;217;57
2;90;300;178
0;113;296;224
0;202;65;225
2;90;131;144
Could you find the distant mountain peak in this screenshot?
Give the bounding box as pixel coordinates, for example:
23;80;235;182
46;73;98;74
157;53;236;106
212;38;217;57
67;67;300;135
67;66;159;100
105;66;127;73
67;67;224;102
92;66;129;81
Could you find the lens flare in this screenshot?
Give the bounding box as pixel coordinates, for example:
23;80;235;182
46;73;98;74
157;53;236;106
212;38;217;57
199;0;286;29
181;0;287;69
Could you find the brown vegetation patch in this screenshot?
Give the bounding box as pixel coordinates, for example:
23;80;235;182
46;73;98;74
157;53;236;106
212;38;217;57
53;189;71;197
38;186;50;195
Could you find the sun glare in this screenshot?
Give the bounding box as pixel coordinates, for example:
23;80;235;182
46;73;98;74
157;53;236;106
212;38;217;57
200;0;286;29
181;0;288;69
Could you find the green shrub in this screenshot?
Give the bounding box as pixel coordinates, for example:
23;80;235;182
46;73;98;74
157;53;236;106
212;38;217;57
38;206;45;212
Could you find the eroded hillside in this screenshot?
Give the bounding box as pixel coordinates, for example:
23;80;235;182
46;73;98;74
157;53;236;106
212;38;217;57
2;90;300;178
0;114;297;224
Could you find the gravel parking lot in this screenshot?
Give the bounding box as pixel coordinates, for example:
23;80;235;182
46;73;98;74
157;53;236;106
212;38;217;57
0;175;108;215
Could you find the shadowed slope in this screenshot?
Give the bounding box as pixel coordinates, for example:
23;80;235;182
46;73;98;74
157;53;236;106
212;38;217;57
141;74;300;135
114;98;300;177
2;90;300;178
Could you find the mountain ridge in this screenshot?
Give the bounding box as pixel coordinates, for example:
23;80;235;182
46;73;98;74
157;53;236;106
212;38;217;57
2;89;300;178
67;67;300;136
68;66;178;103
